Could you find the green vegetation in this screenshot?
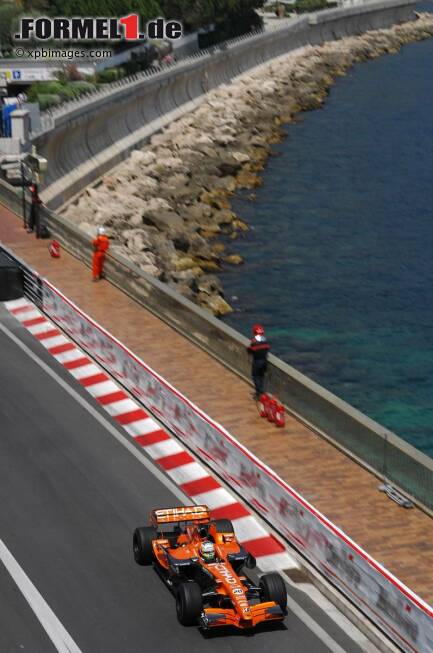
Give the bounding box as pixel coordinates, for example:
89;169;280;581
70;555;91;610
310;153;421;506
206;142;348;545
294;0;330;12
95;67;127;83
27;79;97;109
33;93;62;111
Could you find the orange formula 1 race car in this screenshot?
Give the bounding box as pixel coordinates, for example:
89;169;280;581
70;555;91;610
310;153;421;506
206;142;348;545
132;505;287;630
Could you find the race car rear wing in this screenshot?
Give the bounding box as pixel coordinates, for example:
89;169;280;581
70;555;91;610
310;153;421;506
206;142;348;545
151;505;211;526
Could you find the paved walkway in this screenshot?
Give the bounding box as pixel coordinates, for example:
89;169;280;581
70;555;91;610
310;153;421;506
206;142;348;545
1;202;433;605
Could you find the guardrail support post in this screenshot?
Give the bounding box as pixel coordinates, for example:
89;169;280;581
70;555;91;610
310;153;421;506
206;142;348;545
20;161;27;229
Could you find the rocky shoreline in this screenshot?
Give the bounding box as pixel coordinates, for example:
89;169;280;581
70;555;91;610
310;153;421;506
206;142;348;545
61;13;433;315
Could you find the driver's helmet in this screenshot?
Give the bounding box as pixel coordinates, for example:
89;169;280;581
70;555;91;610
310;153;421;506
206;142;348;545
200;541;215;563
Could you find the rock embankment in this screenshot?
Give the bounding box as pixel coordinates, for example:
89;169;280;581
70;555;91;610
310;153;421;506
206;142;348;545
61;14;433;315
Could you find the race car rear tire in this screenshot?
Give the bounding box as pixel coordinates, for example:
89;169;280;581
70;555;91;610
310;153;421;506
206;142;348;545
212;519;234;534
176;582;203;626
260;573;287;610
133;526;156;566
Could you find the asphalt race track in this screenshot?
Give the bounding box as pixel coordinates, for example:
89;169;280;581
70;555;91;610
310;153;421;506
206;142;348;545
0;304;368;653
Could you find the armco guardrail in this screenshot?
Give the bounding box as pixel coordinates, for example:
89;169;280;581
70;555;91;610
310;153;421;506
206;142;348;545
0;242;42;307
1;176;432;514
31;0;417;209
30;276;433;652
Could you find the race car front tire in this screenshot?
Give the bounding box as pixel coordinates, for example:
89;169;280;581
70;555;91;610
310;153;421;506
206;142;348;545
133;526;156;565
211;519;234;534
176;582;203;626
259;572;287;611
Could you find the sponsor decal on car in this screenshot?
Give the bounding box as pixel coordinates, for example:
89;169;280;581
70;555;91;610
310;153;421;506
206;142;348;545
211;563;251;614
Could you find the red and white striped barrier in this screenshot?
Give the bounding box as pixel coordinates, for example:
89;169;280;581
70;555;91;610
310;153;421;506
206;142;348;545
5;281;433;653
4;295;294;573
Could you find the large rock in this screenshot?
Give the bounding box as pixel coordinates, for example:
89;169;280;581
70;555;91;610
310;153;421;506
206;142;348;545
128;212;144;227
153;234;177;266
192;174;221;192
157;157;189;174
170;269;198;288
196;275;223;295
143;210;183;232
158;172;190;199
212;176;237;193
231;151;251;164
212;209;236;225
236;171;263;188
189;233;218;261
180;203;212;222
155;147;174;159
200;190;231;210
174;257;197;272
159;184;201;204
198;293;233;316
199;226;222;238
171;230;190;253
142;197;173;216
213;132;237;146
177;147;205;163
126;231;154;253
232;218;248;232
225;254;244;265
194;259;221;273
132;176;159;198
130;150;156;166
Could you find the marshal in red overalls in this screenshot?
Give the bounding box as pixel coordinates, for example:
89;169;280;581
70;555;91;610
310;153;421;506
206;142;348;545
247;324;271;400
92;226;109;281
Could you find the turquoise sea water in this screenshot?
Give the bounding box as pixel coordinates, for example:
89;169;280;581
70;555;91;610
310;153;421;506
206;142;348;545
222;29;433;456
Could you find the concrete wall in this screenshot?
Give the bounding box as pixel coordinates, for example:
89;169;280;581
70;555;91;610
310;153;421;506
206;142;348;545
31;0;417;209
1;176;432;513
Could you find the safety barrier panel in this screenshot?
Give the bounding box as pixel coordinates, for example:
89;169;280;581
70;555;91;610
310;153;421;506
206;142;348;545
39;277;433;653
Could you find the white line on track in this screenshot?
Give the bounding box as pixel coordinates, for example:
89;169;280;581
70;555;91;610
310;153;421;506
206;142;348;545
0;320;368;653
0;538;82;653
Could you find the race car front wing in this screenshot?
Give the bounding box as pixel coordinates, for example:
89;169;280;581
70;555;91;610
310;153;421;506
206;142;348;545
199;602;284;629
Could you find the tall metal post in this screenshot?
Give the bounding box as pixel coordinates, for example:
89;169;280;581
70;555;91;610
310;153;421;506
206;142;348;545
34;182;40;239
21;161;27;228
